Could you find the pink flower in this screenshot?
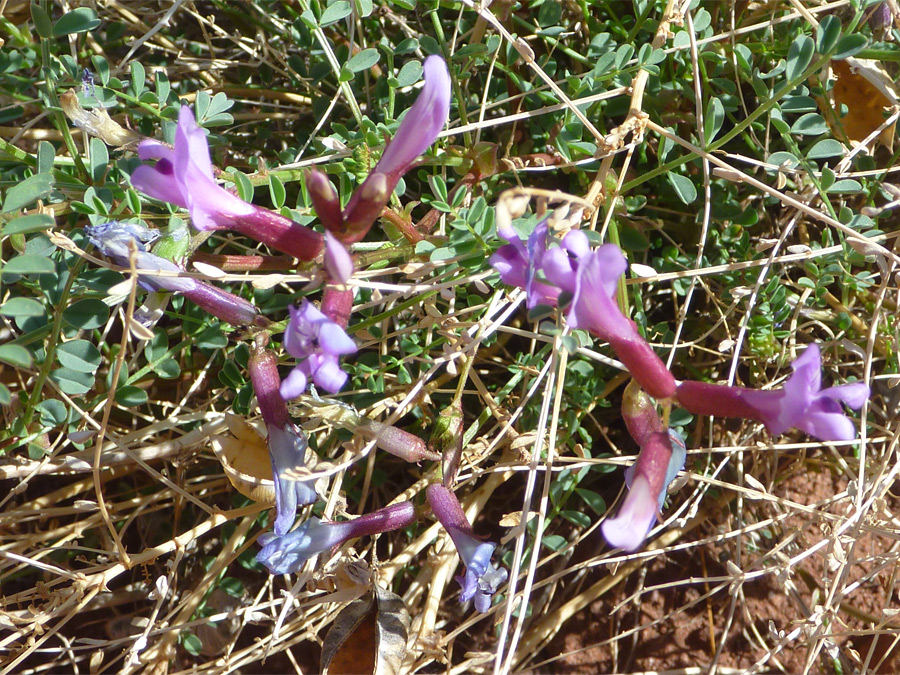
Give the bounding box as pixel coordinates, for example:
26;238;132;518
676;344;869;441
489;220;562;309
257;502;417;575
426;484;507;612
602;431;685;552
131;106;322;260
339;55;452;243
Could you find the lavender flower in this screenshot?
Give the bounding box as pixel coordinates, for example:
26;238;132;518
602;430;685;552
257;501;417;575
85;221;266;327
131;106;322;260
280;300;357;399
339;55;452;243
676;344;869;441
249;349;318;537
489;220;562;309
426;484;507;613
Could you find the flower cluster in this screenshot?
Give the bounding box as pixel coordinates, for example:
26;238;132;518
309;55;453;245
490;220;870;551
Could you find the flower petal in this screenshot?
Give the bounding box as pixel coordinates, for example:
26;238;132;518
279;368;308;400
376;55;451;178
601;474;658;552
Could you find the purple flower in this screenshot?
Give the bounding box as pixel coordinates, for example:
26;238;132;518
324;230;353;284
249;349;318;536
267;424;318;536
602;430;685;552
339;55;452;243
677;344;869;441
426;484;507;613
544;236;676;400
375;55;452;180
131;106;254;231
280;300;357;399
84;221;266;327
257;501;417;575
131;106;322;260
489;220;562;308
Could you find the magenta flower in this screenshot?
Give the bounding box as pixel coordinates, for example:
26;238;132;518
131;106;322;260
602;430;685;552
85;221;266;327
426;484;507;613
256;502;417;575
489;220;562;309
677;344;869;441
280;300;357;399
249;350;318;537
339;55;452;243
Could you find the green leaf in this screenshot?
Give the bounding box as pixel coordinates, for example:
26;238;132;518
395;60;423;88
2;213;54;236
576;488;606;516
53;7;100;36
30;3;53;38
667;173;697;204
704;97;725;143
816;14;842;55
785;35;814;82
0;383;10;406
57;340;102;373
827;179;863;193
791;112;828;135
0;297;45;317
116;385;148;407
62;299;110;330
50;368;94;395
319;0;351;26
1;172;54;213
560;510;592;529
89;137;109;183
833;34;868;60
37;399;67;427
542;534;568;551
268;174;286;209
346;48;380;73
806;138;845;159
153;358;181;379
181;633;203;657
0;344;33;368
2;254;56;276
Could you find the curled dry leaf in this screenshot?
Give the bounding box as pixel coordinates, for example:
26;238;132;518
210;414;276;505
321;586;410;675
59;90;144;149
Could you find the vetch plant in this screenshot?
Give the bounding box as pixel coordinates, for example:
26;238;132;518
426;484;507;613
131;106;323;260
85;221;268;328
676;344;869;441
602;431;685;552
313;54;452;244
256;502;417;575
248;348;317;537
280;300;357;399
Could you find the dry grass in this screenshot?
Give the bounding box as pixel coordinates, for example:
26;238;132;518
2;1;899;674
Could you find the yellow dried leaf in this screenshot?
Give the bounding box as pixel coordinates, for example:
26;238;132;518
824;60;895;148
